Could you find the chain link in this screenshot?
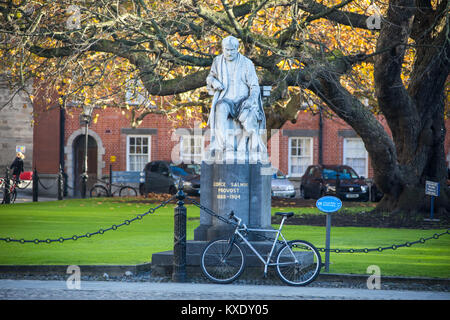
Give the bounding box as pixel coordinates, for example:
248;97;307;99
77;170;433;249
186;197;450;253
36;175;58;190
2;192;449;252
0;195;177;244
185;195;237;226
316;229;450;253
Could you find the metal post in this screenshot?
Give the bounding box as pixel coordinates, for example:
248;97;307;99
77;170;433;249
172;180;187;282
4;168;11;204
81;122;89;198
109;164;112;197
325;213;332;272
430;196;435;220
32;168;38;202
57;166;63;200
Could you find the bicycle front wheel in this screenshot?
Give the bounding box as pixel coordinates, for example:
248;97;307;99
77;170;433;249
201;239;246;284
90;185;108;197
119;186;137;197
276;240;321;286
10;189;17;203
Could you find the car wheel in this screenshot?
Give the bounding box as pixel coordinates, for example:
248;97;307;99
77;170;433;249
139;184;146;196
300;186;309;199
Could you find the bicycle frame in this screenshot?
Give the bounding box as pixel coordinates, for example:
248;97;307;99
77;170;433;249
231;216;298;276
1;178;18;204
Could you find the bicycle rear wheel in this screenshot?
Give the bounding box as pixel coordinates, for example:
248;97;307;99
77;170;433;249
119;186;137;197
201;239;246;284
276;240;321;286
90;185;108;197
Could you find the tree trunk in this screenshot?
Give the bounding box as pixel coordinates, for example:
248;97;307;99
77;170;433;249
371;0;450;216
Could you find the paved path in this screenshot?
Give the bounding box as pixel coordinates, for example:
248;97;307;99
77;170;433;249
0;279;449;300
1;188;60;203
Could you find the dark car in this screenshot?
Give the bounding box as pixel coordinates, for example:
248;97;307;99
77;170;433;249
139;161;200;196
300;165;369;201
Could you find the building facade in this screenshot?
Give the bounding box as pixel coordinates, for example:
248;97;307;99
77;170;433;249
32;98;450;196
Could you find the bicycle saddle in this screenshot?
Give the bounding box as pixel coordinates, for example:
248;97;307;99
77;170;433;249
275;212;294;217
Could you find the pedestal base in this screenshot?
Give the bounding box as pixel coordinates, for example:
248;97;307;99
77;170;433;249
194;162;272;241
151;240;280;277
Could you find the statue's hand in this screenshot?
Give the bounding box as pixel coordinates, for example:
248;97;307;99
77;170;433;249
242;98;256;110
212;79;224;91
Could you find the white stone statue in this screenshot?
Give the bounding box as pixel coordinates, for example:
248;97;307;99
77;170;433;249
206;36;267;163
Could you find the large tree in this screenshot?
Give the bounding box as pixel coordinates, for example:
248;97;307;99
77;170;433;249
0;0;449;215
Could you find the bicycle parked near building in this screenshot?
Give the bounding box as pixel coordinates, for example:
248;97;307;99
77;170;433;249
201;211;322;286
1;177;19;204
90;179;137;198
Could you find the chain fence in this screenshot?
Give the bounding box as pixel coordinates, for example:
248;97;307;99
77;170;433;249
0;195;176;244
185;195;450;254
0;190;448;254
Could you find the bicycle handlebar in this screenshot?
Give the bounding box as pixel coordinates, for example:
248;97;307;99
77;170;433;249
228;211;246;229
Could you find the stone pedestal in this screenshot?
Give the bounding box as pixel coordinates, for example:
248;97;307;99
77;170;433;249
194;161;272;241
151;161;274;277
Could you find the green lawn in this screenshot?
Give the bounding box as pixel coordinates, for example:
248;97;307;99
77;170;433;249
0;198;449;278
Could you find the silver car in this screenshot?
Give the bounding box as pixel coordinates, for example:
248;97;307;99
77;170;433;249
271;170;296;198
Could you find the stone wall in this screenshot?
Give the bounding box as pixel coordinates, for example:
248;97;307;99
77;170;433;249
0;81;33;174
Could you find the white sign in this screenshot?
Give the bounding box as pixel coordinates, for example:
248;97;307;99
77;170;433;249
425;181;440;197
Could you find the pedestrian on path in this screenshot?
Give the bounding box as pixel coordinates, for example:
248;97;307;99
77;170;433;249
10;152;25;183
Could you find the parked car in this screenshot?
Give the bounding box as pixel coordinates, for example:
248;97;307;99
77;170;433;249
300;165;369;201
139;161;200;196
271;170;296;198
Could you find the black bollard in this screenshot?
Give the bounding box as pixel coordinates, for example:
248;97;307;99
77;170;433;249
32;168;38;202
81;173;87;198
172;179;187;282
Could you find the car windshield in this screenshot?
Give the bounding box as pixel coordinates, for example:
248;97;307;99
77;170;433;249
323;168;359;179
273;170;286;179
170;166;189;176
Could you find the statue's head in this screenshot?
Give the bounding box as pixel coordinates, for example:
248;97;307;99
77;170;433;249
222;36;239;62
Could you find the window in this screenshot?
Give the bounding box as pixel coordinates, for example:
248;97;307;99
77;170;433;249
180;135;204;164
288;137;313;177
127;136;151;171
343;138;368;177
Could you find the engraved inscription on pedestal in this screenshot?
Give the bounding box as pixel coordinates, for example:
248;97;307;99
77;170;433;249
214;181;248;200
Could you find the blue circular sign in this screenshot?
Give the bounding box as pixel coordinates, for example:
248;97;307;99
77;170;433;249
316;196;342;213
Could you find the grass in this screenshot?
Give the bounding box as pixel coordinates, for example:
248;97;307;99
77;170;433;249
0;198;449;278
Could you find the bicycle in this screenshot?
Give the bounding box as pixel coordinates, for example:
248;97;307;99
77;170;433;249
200;211;322;286
90;179;137;198
1;177;19;204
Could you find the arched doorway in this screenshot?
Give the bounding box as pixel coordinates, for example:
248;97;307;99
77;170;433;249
73;134;98;196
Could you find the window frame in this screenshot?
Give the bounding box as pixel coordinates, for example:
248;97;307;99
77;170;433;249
288;137;314;177
126;135;151;171
342;137;368;178
180;134;204;164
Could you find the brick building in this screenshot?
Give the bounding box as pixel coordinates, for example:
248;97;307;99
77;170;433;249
32;98;450;196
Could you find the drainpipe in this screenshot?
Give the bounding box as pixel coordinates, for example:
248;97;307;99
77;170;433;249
59;107;67;196
318;107;323;165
